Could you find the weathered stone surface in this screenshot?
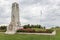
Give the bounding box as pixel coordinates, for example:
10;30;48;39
5;2;20;34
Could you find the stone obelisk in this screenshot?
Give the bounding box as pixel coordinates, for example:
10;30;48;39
5;2;20;34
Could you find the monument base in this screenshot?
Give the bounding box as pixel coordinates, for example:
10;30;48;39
5;31;16;34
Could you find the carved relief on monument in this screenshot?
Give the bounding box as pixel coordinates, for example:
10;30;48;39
8;24;14;31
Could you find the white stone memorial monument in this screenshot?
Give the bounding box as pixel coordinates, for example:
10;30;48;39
5;1;20;34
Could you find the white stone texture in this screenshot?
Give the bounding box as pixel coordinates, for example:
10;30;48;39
5;2;20;34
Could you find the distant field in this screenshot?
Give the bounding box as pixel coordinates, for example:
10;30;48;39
0;28;60;40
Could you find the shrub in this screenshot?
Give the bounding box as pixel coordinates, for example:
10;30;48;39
17;29;27;32
17;28;54;33
26;28;35;33
0;26;7;32
36;29;54;33
45;29;54;33
17;28;35;33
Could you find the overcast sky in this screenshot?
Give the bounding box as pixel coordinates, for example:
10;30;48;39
0;0;60;27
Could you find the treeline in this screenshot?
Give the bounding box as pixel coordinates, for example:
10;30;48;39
51;26;60;29
23;24;45;29
0;26;7;32
0;26;7;30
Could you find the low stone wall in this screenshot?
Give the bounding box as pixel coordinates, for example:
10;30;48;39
17;31;56;35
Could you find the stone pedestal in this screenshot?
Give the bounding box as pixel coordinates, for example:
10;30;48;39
5;31;16;34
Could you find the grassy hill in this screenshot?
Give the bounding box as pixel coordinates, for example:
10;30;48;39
0;28;60;40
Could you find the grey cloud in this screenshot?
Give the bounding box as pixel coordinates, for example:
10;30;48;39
40;6;60;27
19;0;60;27
0;7;10;18
1;0;60;27
20;0;52;6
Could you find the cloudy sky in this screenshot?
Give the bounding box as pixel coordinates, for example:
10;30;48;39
0;0;60;27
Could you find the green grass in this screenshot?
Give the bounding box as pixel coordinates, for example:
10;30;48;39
0;28;60;40
0;33;54;40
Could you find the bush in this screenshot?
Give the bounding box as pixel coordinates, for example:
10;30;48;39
17;28;54;33
26;28;35;33
36;29;54;33
17;29;27;32
0;26;7;32
45;29;54;33
17;28;35;33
